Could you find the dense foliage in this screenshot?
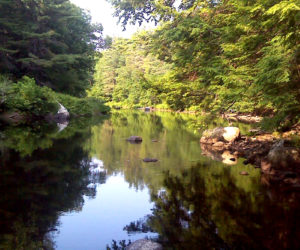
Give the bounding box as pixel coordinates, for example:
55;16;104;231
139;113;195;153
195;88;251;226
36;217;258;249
91;0;300;129
0;75;108;119
0;75;58;115
0;0;103;96
88;35;172;108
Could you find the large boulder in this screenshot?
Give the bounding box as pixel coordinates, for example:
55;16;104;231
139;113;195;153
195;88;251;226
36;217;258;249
223;127;240;142
126;239;162;250
46;102;69;123
55;103;70;122
200;127;240;144
267;140;300;168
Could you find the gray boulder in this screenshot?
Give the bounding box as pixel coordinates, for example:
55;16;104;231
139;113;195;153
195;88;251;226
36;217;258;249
55;103;69;122
46;102;69;123
126;239;162;250
200;127;240;144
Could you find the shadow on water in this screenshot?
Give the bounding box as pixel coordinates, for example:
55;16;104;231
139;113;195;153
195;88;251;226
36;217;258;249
0;111;299;249
0;117;106;249
122;164;300;249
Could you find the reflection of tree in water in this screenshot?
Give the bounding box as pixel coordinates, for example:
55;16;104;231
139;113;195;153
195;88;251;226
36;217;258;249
124;164;300;249
123;216;154;234
0;130;106;249
106;239;132;250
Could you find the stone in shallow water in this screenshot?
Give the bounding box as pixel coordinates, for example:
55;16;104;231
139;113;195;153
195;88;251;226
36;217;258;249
126;136;143;143
143;158;158;162
200;127;240;144
240;171;249;175
223;127;240;142
267;140;300;168
126;239;162;250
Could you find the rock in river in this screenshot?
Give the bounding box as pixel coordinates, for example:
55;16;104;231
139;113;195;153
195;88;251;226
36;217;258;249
46;102;70;123
240;171;249;176
126;136;143;143
126;239;162;250
143;158;158;162
200;127;240;144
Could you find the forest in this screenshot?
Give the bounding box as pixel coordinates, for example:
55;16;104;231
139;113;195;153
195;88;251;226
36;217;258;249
0;0;299;130
89;0;300;130
0;0;109;118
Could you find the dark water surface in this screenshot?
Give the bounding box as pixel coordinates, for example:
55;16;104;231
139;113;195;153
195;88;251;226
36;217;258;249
0;111;299;249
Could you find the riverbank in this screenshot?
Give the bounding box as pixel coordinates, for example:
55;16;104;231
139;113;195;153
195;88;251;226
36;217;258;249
200;125;300;188
0;76;110;126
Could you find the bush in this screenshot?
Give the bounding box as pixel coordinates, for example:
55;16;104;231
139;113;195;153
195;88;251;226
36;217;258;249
5;76;58;116
56;93;110;117
1;75;110;118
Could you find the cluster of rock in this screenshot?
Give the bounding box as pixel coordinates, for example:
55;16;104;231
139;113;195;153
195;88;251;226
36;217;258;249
200;126;300;186
200;127;241;168
224;113;262;123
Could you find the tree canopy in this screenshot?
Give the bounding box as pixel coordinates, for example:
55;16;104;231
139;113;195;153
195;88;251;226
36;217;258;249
91;0;300;129
0;0;104;96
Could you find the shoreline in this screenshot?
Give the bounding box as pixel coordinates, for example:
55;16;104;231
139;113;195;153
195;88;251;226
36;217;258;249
200;126;300;188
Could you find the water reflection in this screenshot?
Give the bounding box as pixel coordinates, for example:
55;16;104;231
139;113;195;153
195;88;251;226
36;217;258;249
124;166;300;249
0;111;299;249
0;118;106;249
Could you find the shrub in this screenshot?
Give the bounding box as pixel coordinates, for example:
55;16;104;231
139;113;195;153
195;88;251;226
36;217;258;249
5;76;58;116
56;93;109;117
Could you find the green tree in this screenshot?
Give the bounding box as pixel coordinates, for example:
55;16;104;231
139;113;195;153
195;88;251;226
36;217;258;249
105;0;300;129
0;0;103;96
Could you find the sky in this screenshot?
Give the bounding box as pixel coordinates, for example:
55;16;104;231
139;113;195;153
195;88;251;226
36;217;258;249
70;0;154;38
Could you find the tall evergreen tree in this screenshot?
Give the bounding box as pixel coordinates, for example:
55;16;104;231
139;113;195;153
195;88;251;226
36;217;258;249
0;0;103;96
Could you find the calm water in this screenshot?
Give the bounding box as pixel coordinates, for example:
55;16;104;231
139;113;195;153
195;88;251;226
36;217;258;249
0;111;299;249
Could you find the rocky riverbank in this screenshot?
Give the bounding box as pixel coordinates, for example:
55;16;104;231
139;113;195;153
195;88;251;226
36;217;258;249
200;126;300;188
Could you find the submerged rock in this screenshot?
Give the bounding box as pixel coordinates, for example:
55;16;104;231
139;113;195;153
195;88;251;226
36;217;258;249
126;136;143;143
126;239;162;250
143;158;158;162
240;171;249;176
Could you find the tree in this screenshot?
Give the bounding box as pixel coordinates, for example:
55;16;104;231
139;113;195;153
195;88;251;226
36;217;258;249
0;0;104;96
105;0;300;128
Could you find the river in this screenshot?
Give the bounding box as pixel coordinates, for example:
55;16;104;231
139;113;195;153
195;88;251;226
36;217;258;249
0;111;299;249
